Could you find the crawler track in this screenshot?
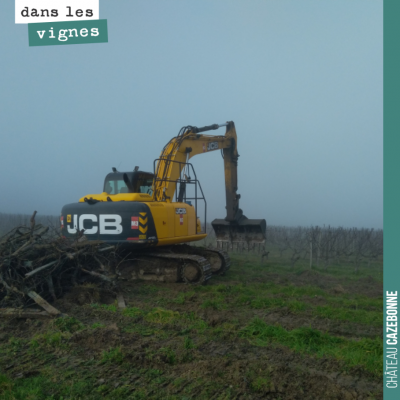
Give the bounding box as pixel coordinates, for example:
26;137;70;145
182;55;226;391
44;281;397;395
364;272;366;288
118;248;212;285
209;248;230;275
150;252;212;285
167;245;230;275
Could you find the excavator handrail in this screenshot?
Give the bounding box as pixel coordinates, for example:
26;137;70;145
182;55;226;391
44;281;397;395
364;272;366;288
152;158;207;233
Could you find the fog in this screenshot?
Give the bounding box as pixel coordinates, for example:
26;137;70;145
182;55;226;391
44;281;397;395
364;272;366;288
0;1;382;229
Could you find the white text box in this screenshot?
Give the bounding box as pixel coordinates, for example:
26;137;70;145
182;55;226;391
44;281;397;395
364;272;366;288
15;0;99;24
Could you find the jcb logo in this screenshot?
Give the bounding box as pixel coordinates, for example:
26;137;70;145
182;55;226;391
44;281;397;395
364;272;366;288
66;214;123;235
207;142;218;151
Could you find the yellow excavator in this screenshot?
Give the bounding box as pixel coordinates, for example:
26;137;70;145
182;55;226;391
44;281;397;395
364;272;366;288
61;122;266;284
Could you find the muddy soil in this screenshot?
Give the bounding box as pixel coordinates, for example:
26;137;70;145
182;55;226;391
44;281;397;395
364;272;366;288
0;264;383;399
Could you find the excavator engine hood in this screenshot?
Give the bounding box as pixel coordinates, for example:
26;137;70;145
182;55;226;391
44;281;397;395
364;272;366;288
211;217;266;246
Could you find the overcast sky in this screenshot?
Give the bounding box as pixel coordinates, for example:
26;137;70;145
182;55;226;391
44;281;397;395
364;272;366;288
0;0;382;229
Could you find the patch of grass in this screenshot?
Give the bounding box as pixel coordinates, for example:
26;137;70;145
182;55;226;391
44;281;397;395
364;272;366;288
312;264;382;283
7;337;24;353
172;290;196;305
29;338;40;350
251;376;271;393
290;326;340;352
235;295;307;312
201;297;225;310
343;337;383;373
249;297;285;309
239;318;288;345
0;374;13;394
211;323;237;340
200;272;381;326
130;388;147;399
269;284;326;298
144;368;163;379
239;317;382;377
172;377;186;388
330;296;383;311
183;336;195;350
0;373;97;400
201;292;227;310
90;322;105;329
137;285;160;295
122;306;143;318
174;292;187;304
100;304;118;312
31;331;70;350
214;284;231;292
159;347;176;364
182;312;208;333
90;303;118;312
54;316;84;333
123;323;157;336
146;308;180;324
155;296;169;305
314;306;382;326
287;300;307;312
235;294;252;305
0;374;50;400
101;347;124;364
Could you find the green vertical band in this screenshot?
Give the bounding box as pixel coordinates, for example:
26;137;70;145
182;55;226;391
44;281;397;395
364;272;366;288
384;1;400;398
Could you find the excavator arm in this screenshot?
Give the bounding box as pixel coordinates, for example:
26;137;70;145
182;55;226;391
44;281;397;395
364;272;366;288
153;122;266;247
153;122;240;219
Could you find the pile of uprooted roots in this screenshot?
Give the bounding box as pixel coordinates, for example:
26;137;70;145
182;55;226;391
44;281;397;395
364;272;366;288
0;212;123;317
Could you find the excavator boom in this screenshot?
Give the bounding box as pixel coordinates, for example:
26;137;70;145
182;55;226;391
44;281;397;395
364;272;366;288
152;121;266;248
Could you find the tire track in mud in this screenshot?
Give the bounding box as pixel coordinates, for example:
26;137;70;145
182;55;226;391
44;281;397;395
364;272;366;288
257;309;382;340
0;321;382;400
65;306;382;399
195;341;382;399
0;261;383;400
192;307;382;341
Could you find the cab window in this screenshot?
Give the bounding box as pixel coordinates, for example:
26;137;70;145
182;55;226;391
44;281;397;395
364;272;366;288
117;180;129;194
139;178;153;194
104;180;128;194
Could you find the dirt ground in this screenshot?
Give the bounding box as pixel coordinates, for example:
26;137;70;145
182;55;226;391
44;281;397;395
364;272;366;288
0;255;383;400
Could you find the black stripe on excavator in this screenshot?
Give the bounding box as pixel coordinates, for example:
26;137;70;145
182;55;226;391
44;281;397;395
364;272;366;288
60;201;158;246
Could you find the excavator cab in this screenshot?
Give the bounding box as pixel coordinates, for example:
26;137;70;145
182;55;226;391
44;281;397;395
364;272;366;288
103;170;154;195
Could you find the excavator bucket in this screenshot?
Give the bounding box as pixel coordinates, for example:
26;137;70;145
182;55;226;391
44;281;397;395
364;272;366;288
212;217;266;248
